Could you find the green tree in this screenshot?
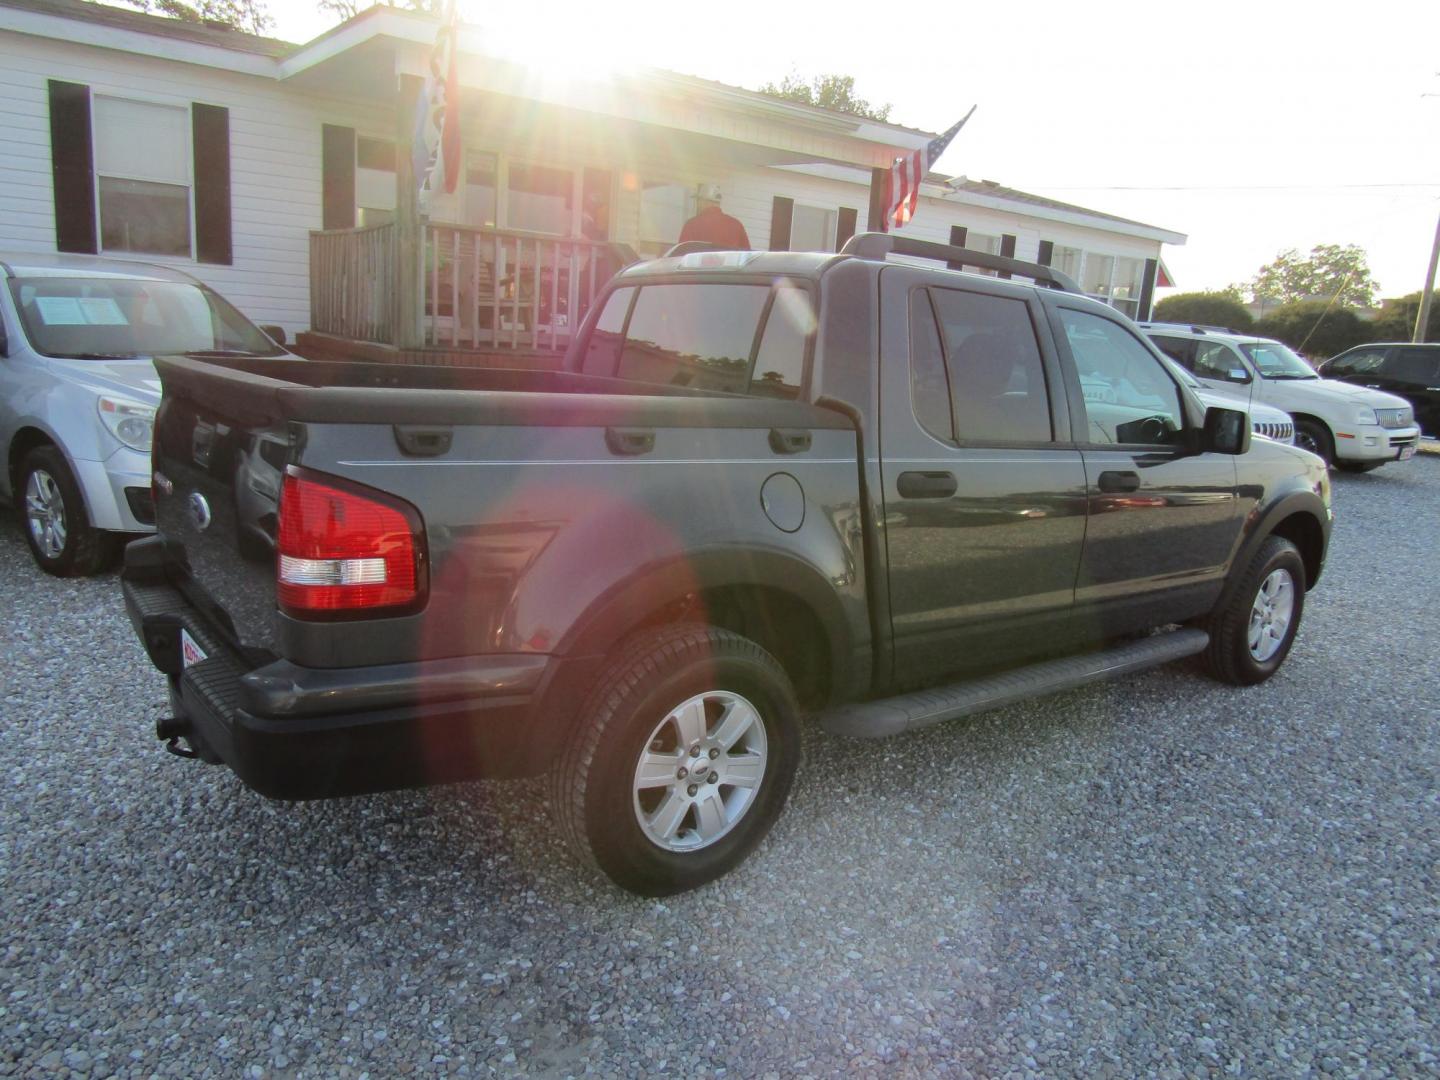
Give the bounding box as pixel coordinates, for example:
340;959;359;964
1366;290;1440;342
1244;244;1378;308
317;0;441;18
1254;301;1367;360
1152;290;1254;331
757;73;892;122
114;0;272;34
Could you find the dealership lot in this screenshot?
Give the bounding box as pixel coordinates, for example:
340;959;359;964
2;458;1437;1078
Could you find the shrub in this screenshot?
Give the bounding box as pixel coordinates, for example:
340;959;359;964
1152;292;1254;331
1253;302;1366;361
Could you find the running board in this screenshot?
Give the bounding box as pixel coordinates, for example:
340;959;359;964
819;628;1210;739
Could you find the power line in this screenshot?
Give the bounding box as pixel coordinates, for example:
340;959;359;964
1023;182;1440;192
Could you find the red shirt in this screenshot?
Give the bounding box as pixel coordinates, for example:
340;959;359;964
677;206;751;250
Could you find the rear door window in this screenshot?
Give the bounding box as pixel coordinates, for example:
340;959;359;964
1383;348;1440;385
929;288;1052;444
1149;335;1195;369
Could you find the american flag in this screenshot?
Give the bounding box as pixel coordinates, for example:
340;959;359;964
883;106;976;232
411;0;462;204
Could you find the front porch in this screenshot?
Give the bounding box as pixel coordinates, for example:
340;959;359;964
305;219;634;362
283;9;924;361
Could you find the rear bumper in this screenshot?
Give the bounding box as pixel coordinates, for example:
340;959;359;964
121;538;581;799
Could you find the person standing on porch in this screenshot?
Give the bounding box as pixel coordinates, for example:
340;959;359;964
678;184;750;250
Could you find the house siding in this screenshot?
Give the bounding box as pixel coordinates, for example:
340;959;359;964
0;29;389;336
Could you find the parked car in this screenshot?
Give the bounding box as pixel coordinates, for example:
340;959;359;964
123;235;1332;896
1140;323;1420;471
1158;358;1295;445
1318;342;1440;439
0;253;292;575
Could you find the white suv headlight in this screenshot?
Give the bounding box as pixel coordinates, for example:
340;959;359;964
1353;407;1378;426
97;396;156;452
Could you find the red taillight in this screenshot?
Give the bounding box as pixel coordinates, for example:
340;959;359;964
276;468;426;617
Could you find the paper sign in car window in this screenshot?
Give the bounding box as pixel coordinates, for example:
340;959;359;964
78;298;129;325
34;296;86;325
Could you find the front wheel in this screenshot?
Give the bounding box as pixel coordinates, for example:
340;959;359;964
551;624;801;896
1200;535;1306;686
18;446;115;577
1294;419;1334;465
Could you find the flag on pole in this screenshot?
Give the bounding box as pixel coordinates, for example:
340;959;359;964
882;105;975;232
411;0;462;206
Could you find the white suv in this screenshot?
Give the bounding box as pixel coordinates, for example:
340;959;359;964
1141;324;1420;472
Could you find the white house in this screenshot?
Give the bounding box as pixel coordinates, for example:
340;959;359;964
0;0;1185;358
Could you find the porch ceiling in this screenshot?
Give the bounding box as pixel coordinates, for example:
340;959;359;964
281;18;918;172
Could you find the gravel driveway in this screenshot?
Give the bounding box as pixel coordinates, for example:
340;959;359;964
2;458;1437;1079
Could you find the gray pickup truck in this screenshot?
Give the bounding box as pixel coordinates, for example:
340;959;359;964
123;235;1332;895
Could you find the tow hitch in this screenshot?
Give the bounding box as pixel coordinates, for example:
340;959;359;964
156;715;198;759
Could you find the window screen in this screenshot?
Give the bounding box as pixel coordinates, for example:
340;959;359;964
617;284;769;393
930;289;1051;443
1060;308;1184;445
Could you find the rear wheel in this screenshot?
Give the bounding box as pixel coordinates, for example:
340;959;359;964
1200;535;1305;686
1294;419;1334;465
551;624;801;896
18;446;115;577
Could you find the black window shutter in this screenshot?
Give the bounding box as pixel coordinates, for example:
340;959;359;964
769;196;794;251
999;234;1017;278
192;104;232;265
835;206;858;251
48;80;97;254
1138;258;1159;321
946;225;968;270
321;124;356;231
1036;240;1054;266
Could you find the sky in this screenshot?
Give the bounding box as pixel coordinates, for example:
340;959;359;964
268;0;1440;301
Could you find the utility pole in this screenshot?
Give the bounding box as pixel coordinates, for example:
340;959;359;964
1415;206;1440;343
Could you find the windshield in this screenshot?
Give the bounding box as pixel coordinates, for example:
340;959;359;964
8;276;284;360
1241;340;1317;380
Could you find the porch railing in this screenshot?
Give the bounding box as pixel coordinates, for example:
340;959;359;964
421;223;622;351
308;223;395;344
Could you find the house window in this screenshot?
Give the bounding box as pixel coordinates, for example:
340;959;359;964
356;135;396;227
1050;245;1082;280
1076;252;1145;319
1081;253;1115;299
962;232;1000;275
507;163;573;234
790;205;836;252
464;151;498;229
1109;256;1143;318
93;97;191;257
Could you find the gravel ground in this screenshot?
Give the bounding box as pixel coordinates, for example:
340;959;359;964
2;457;1437;1079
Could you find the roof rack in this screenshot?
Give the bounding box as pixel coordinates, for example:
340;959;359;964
840;232;1079;292
1137;322;1238;335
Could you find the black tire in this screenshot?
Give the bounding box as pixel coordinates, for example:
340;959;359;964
17;446;115;577
1200;535;1306;686
551;624;801;896
1335;460;1383;473
1294;419;1334;466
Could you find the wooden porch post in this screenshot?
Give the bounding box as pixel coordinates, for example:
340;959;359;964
867;167;888;233
394;73;424;350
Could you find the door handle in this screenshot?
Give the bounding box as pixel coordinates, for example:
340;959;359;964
768;428;812;455
605;427;654;456
1097;470;1141;493
897;470;957;499
1364;383;1382;389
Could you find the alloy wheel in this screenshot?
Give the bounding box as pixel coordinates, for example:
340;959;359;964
631;690;768;853
1248;567;1295;662
24;468;67;559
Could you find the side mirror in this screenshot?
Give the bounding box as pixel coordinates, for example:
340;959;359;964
259;324;287;347
1201;406;1251;456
